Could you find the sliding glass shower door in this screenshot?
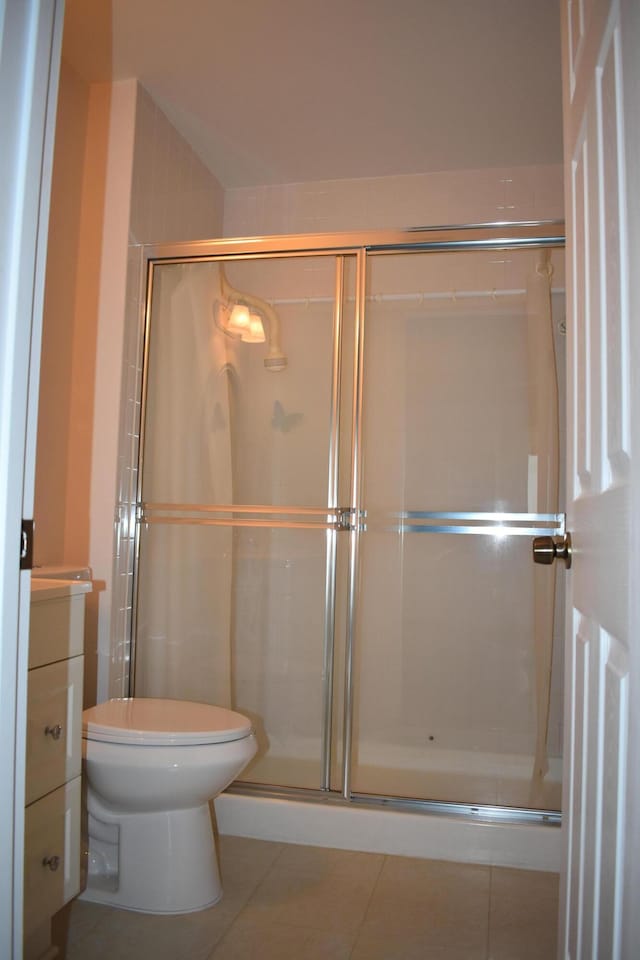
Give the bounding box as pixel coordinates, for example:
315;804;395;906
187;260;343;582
135;253;356;789
350;247;565;811
131;227;565;816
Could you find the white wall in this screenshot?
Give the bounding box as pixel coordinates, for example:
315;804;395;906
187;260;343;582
34;59;89;567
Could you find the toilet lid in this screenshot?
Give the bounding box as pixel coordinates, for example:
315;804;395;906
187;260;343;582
82;698;253;745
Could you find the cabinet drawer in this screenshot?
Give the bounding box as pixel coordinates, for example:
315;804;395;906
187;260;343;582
24;778;81;937
26;656;83;805
29;593;86;668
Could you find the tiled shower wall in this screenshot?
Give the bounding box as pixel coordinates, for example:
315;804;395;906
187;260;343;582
129;84;224;246
223;164;563;237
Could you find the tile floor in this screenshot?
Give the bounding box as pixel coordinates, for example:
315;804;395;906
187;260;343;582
58;836;559;959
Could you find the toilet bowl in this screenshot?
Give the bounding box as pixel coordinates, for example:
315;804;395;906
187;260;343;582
80;698;257;914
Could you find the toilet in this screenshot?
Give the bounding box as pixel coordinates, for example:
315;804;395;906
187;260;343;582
81;697;257;914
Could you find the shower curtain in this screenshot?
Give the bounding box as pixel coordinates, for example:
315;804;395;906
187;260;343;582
526;250;560;802
136;261;235;706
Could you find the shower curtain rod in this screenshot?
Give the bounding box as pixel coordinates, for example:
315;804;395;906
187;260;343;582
264;287;566;307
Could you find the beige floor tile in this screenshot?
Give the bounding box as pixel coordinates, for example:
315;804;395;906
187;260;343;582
357;857;490;955
217;834;284;872
59;841;558;960
217;836;286;906
65;896;242;960
274;842;384;880
489;866;559;960
351;928;487;960
242;862;379;934
210;914;355;960
57;900;112;951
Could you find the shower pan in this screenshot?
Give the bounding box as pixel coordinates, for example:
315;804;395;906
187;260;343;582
120;223;566;831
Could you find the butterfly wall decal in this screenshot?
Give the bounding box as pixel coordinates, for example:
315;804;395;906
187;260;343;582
271;399;304;433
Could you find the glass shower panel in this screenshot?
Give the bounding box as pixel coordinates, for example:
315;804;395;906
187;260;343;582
135;524;329;787
141;257;337;510
135;252;353;791
232;526;329;788
135;523;237;707
352;247;565;810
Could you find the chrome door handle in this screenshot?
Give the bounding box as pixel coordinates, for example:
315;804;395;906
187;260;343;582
532;532;572;569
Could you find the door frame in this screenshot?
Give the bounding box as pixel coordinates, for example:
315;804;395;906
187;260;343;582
0;1;64;955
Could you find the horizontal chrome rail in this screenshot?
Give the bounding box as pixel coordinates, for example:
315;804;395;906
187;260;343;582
144;502;338;517
141;505;565;536
367;510;565;537
266;287;566;306
143;516;339;530
393;526;561;536
226;781;560;826
349;791;561;826
141;502;361;531
141;221;565;264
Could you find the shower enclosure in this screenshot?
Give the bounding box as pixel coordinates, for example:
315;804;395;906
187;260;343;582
122;223;566;825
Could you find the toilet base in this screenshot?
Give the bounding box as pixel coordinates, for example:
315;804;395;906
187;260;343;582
81;794;222;914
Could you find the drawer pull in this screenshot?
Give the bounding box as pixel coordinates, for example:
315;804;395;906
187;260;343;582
44;724;63;741
42;855;60;872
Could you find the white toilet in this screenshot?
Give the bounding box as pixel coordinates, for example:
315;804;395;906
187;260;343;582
81;697;257;914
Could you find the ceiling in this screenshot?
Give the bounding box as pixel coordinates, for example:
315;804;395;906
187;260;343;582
62;0;563;189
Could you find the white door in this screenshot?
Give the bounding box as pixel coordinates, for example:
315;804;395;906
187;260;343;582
560;0;640;957
0;1;64;956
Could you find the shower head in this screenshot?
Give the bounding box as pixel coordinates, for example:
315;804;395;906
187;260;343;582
219;265;288;371
264;353;287;371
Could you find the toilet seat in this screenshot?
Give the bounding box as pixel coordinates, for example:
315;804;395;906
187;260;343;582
83;698;253;745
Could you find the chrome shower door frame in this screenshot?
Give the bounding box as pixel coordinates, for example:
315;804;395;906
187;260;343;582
131;245;358;794
119;221;565;827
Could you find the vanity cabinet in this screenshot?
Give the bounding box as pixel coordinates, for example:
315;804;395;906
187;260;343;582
24;579;90;960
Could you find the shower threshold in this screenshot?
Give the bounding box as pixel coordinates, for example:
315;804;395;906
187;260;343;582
215;784;562;872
